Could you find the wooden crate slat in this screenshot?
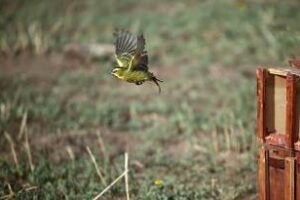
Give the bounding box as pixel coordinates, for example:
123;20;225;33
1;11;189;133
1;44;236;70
269;68;300;77
297;157;300;200
258;146;269;200
257;68;267;142
284;157;296;200
295;77;300;151
286;73;297;149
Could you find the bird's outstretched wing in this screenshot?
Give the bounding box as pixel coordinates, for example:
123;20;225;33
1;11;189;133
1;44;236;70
113;29;149;72
114;29;137;68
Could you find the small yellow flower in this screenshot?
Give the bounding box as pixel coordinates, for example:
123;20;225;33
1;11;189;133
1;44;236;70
154;179;164;188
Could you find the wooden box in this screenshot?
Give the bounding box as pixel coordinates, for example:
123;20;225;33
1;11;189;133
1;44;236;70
257;68;300;149
258;145;300;200
257;67;300;200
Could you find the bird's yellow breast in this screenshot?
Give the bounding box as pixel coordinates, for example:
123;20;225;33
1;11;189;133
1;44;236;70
114;70;150;83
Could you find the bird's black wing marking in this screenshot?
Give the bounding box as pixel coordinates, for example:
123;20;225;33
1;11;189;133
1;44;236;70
134;52;149;71
135;33;145;55
134;34;148;72
130;33;149;72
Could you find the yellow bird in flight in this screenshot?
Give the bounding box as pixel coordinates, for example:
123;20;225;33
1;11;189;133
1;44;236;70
111;29;163;93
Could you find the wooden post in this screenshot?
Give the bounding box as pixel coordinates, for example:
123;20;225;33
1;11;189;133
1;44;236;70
284;157;296;200
286;73;297;149
258;146;269;200
257;68;267;143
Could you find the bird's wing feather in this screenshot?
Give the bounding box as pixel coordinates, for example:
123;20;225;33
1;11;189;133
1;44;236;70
113;29;149;71
133;52;148;71
129;33;149;72
114;30;137;68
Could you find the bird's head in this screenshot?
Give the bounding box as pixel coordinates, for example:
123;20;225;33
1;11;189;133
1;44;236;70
111;67;123;77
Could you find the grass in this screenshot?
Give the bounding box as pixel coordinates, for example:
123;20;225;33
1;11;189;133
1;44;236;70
0;0;300;199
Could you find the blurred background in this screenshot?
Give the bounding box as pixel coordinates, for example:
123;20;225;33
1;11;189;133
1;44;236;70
0;0;300;199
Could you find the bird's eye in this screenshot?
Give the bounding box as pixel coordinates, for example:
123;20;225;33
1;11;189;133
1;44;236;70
111;69;118;74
